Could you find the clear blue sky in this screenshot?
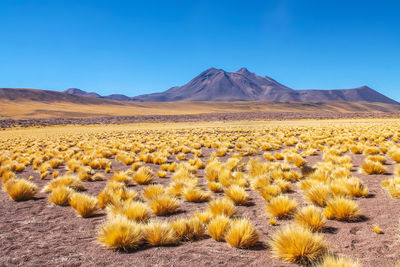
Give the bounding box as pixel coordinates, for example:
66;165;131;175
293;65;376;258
1;0;399;100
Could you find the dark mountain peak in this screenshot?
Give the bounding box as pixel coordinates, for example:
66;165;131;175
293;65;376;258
65;88;86;94
64;88;101;98
234;67;251;75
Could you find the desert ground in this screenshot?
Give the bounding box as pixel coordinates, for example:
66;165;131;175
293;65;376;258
1;120;400;267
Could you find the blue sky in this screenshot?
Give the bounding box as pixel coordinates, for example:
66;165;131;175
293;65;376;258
1;0;399;100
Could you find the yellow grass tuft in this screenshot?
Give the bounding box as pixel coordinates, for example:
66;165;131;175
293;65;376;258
323;197;360;221
207;198;236;217
171;218;206;241
133;166;154;185
183;187;211;203
4;178;38;201
42;175;86;193
107;201;151;222
269;224;328;265
373;225;383;234
318;254;362;267
225;218;259;248
48;185;74;206
149;195;180;216
266;195;298;219
360;160;386;175
157;171;167;178
97;215;143;251
142;184;165;200
269;217;277;226
207;215;231;241
144;221;179;246
294;206;326;232
207;182;224;193
97;182;138;208
70;192;98;218
225;185;248;205
305;184;331;207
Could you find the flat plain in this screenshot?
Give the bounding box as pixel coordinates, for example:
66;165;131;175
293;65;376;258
1;120;400;267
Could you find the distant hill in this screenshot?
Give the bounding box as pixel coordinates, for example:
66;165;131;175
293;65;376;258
130;68;399;104
64;88;101;98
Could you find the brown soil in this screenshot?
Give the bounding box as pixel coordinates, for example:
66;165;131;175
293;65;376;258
1;111;400;128
1;148;400;266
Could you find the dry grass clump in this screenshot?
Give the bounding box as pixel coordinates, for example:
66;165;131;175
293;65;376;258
70;192;98;218
373;225;383;234
171;218;206;241
157;171;167;178
294;206;326;232
193;210;213;224
48;185;74;206
144;221;179;246
225;185;248;205
207;198;236;217
183;187;211;203
388;148;400;163
107;201;151;222
3;178;38;201
142;184;165;200
207;215;231;241
323;197;360;221
149;195;180;216
305;184;331;207
381;177;400;198
225;218;258;248
269;224;328;265
97;182;138;208
360;160;386;175
266;195;298;219
318;254;362;267
42;175;86;193
97;215;143;251
133;166;154;185
207;182;223;193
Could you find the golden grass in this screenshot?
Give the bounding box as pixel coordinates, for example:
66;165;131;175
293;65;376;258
183;187;211;203
107;201;151;222
207;215;231;242
70;193;98;218
207;198;236;217
373;225;383;234
42;175;86;193
266;195;298;219
97;182;138;208
133;166;154;185
360;160;387;175
318;254;362;267
97;215;143;251
225;218;259;248
144;221;179;246
269;224;328;265
142;184;165;200
149;195;180;216
207;182;224;193
323;197;360;221
225;185;248;205
4;178;38;201
305;184;332;207
48;185;74;206
294;206;326;232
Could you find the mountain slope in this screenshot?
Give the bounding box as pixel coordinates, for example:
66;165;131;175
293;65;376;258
64;88;101;98
130;67;398;104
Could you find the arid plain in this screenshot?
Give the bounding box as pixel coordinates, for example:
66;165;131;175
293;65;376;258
1;120;400;266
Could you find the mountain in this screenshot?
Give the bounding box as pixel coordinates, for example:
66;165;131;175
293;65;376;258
131;67;398;104
0;88;123;105
64;88;101;98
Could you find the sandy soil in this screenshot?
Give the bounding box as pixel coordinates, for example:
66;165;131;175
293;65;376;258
1;148;400;267
1;111;400;128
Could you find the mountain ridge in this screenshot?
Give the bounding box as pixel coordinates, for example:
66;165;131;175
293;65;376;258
61;67;397;104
